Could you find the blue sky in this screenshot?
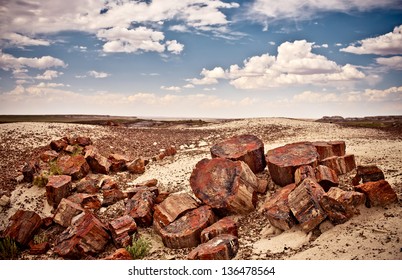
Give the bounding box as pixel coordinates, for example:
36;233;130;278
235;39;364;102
0;0;401;118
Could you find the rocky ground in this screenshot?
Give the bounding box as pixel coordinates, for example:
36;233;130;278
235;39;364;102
0;118;401;260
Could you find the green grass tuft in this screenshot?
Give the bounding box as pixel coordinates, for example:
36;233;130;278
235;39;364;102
0;237;20;260
125;233;152;259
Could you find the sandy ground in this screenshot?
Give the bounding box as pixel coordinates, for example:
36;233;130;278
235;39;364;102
0;118;401;260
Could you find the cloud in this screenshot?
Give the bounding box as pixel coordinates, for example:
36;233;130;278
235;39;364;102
88;70;110;79
1;33;50;47
363;86;402;102
0;50;66;71
35;70;63;80
166;40;184;54
160;85;181;92
376;56;402;70
341;25;402;55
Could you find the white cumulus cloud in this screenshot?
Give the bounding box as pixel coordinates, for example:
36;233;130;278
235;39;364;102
88;70;110;79
0;50;66;71
35;70;63;80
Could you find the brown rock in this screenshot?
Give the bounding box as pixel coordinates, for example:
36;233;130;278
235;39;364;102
164;146;177;157
315;165;339;191
338;154;356;174
40;150;59;163
57;154;90;180
104;248;132;260
188;234;239;260
328;141;346;156
46;175;72;208
210;134;266;173
3;210;42;246
190;158;258;215
200;217;238;243
158;205;216;249
125;190;156;227
102;188;126;207
153;193;199;230
125;186;159;199
22;160;40;183
352;165;385;185
76;177;98;194
67;193;102;210
355;180;398;207
108;153;130;172
256;179;268;194
155;191;171;204
101;177;118;190
262;183;298;231
54;213;110;259
135;178;158;188
69;136;92;147
109;215;137;248
127;158;146;174
294;165;315;185
84;145;111;174
28;241;50;255
50;138;68;152
53;198;84;227
320;156;341;175
288;178;327;232
312;141;335;160
266;142;319;186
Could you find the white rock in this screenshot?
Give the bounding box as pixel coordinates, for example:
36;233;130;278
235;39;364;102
0;195;10;207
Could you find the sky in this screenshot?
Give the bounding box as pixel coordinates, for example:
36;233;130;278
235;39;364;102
0;0;401;119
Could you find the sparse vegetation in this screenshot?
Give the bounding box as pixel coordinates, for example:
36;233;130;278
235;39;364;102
49;160;63;175
0;237;20;260
33;173;49;188
125;233;152;259
33;232;48;244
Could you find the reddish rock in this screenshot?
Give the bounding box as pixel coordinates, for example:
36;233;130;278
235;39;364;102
153;193;199;230
28;241;50;255
102;188;126;207
84;145;111;174
190;158;258;215
125;190;156;227
188;234;239;260
355;180;398;207
210;134;266;173
40;150;59;163
338;154;356;174
155;191;171;204
200;217;238;243
127;158;146;174
320;156;342;175
76;177;98;194
109;215;137;248
262;183;298;231
50;138;68;152
22;160;40;183
64;145;82;155
41;217;54;228
256;179;268;194
3;210;42;246
108;153;130;172
101;177;118;190
69;136;92;147
266;142;319;186
53;198;85;227
328;141;346;156
104;248;132;260
164;146;177;157
136;178;158;188
126;186;159;199
46;175;72;208
352;165;385;185
288;178;327;232
294;165;315;185
158;205;216;249
315;165;339;191
312;141;335;161
54;213;110;259
57;154;90;180
67;193;102;210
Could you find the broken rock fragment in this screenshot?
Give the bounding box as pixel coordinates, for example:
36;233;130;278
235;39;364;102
46;175;72;208
355;180;398;207
200;217;238;243
108;215;137;248
84;145;111;174
352;165;385;185
57;154;90;180
188;234;239;260
3;210;42;247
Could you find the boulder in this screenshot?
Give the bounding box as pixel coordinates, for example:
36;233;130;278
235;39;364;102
127;158;146;174
312;141;335;160
338;154;356;174
320;156;341;175
22;160;40;183
50;138;68;152
200;217;238;243
102;189;126;207
288;178;327;232
69;136;92;147
67;193;102;210
314;165;339;191
46;175;72;208
266;142;319;186
53;198;85;227
57;154;90;180
352;165;385;185
104;248;132;260
355;180;398;207
76;177;98;194
210;134;266;173
125;190;156;227
108;215;137;248
108;153;130;172
328;141;346;156
158;205;216;249
262;183;298;231
188;234;239;260
40;150;59;163
28;241;50;255
294;165;315;186
84;145;111;174
190;158;258;215
3;210;42;246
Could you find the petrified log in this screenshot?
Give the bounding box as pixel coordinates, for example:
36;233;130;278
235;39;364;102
84;145;111;174
3;210;42;246
102;189;126;207
54;213;110;259
46;175;72;208
210;134;266;173
104;248;132;260
200;217;238;243
338;154;356;174
53;198;84;227
328;141;346;156
266;142;319;186
127;158;146;174
312;141;335;160
262;183;297;231
158;205;216;249
315;165;339;191
125;190;155;227
22;160;40;183
190;158;258;215
50;138;68;152
153;193;199;230
155;191;171;204
135;178;158;188
257;178;268;194
288;178;327;232
40;150;59;163
355;180;398;207
109;215;137;248
108;153;130;172
320;156;341;175
125;186;159;199
352;165;385;185
28;241;50;255
101;177;118;190
188;234;239;260
67;193;102;210
294;165;315;186
69;136;92;147
57;154;90;180
76;176;98;194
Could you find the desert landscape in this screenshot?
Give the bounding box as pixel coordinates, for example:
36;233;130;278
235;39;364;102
0;116;401;260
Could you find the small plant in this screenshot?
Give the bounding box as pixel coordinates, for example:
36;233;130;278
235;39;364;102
125;233;152;259
71;145;83;156
33;232;48;244
49;160;62;175
33;173;49;188
0;237;20;260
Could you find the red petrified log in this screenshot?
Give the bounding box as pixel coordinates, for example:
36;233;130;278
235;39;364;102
84;146;111;174
40;150;59;163
328;141;346;156
320;156;341;175
108;215;137;248
3;210;42;246
314;165;339;191
338;154;356;174
53;198;84;227
50;138;68;152
46;175;72;208
127;158;146;174
262;183;298;231
352;165;385;186
312;141;335;161
57;154;90;180
355;180;398;207
67;193;102;210
294;165;315;186
125;190;156;227
158;205;216;249
266;142;319;186
104;248;132;260
190;158;258;215
76;176;98;194
108;153;130;172
102;189;126;207
210;134;266;173
188;234;239;260
288;178;327;232
200;217;238;243
28;241;50;255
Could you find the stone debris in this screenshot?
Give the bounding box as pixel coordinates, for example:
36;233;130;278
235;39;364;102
3;210;42;247
84;145;111;174
352;165;385;185
200;217;238;243
188;234;239;260
53;198;84;227
46;175;72;208
108;215;137;248
57;154;90;180
355;180;398;207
